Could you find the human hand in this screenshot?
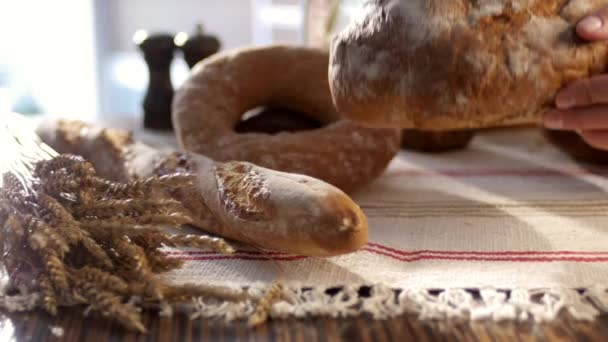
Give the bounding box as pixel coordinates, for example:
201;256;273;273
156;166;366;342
543;6;608;150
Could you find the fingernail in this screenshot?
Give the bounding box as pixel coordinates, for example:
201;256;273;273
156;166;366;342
544;112;563;129
556;94;576;109
579;16;603;33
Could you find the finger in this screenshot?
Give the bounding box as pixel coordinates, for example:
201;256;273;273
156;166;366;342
555;75;608;109
544;105;608;130
576;6;608;41
579;130;608;151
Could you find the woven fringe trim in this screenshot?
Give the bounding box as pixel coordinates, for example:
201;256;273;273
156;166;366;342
186;284;608;323
2;283;607;323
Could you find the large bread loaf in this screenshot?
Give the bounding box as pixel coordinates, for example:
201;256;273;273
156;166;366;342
330;0;608;130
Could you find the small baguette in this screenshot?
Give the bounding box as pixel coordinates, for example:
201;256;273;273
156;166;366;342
36;119;368;257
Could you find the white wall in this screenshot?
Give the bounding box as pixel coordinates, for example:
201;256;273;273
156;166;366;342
97;0;260;117
96;0;307;117
107;0;254;52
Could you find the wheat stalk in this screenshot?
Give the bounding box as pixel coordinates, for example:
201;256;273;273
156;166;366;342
0;113;57;192
0;113;281;333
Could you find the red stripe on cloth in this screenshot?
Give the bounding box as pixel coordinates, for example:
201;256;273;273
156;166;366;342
364;248;608;263
170;255;307;262
167;248;608;263
164;243;608;261
383;168;608;178
170;249;608;263
163;250;288;256
367;243;608;256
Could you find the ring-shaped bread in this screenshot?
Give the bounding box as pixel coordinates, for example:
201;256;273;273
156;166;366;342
173;45;401;192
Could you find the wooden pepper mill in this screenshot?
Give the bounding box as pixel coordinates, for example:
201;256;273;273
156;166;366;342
179;24;221;69
137;33;176;130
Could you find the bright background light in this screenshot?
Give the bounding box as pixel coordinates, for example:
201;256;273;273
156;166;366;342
0;0;98;120
258;4;303;29
0;0;365;120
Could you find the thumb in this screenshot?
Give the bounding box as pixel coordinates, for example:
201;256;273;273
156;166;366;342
577;6;608;41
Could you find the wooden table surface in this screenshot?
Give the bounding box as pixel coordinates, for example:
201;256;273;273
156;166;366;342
2;308;608;342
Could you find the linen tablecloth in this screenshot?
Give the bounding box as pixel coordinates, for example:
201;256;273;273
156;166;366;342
133;125;608;321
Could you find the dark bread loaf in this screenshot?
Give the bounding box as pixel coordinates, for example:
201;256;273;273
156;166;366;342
401;129;475;152
329;0;608;130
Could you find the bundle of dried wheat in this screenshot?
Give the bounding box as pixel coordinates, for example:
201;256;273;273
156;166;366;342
0;153;278;332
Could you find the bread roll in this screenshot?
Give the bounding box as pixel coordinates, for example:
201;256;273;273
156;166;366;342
329;0;608;130
173;45;401;192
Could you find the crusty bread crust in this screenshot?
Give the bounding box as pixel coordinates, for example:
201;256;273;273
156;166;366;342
330;0;608;130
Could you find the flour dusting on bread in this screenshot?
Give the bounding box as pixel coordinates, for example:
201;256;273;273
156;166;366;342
470;0;505;22
561;0;601;21
523;16;571;51
388;0;436;47
215;162;271;221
